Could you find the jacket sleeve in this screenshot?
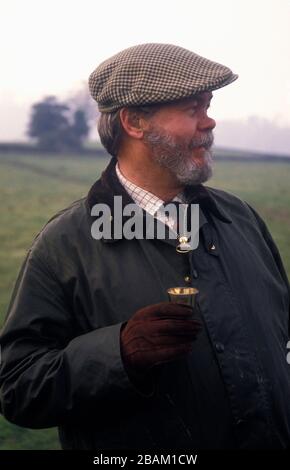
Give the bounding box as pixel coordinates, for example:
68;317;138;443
246;203;290;336
0;241;153;429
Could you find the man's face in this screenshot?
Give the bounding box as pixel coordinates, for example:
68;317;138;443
142;92;216;185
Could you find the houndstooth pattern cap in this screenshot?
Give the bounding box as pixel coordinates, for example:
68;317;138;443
89;43;238;112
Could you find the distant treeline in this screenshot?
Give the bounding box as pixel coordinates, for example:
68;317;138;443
0;142;290;163
0;142;107;158
214;147;290;163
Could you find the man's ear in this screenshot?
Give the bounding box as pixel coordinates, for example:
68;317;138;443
119;108;146;139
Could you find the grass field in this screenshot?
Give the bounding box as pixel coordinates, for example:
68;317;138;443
0;151;290;449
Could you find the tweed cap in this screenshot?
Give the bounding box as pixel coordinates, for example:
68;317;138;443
89;43;238;113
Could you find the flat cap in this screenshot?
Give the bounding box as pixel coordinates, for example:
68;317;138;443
89;43;238;113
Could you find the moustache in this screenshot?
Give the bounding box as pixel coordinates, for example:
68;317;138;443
189;133;214;150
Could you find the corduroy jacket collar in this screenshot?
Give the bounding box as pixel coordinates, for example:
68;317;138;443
86;157;232;226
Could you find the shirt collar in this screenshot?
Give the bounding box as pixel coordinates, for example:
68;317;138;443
115;162;187;219
86;157;232;225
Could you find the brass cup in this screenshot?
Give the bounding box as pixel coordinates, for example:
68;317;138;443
167;287;199;307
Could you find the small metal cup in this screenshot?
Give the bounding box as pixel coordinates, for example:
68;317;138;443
167;287;199;307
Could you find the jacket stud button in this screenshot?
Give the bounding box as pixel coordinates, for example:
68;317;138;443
215;342;225;353
236;419;245;426
184;276;191;283
210;244;216;251
192;269;198;279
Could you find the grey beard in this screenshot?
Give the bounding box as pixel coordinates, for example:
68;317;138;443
143;128;214;185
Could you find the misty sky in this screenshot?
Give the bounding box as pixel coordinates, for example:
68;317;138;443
1;0;290;154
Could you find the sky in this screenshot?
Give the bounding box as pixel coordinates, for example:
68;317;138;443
1;0;290;153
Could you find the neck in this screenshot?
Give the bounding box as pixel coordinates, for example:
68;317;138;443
117;146;184;201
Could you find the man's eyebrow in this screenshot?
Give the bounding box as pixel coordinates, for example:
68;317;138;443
182;93;213;109
197;92;213;103
181;99;199;109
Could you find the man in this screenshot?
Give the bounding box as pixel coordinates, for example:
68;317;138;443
0;43;290;450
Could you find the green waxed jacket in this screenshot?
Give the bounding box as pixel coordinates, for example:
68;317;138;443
0;157;290;449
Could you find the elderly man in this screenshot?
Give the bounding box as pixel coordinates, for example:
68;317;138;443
0;43;290;450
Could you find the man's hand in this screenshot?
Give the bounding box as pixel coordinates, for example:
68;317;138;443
120;302;202;376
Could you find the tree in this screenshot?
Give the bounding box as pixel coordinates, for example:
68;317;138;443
72;110;90;143
66;83;98;125
66;84;99;141
28;96;90;152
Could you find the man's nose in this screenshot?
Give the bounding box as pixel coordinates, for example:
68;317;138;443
198;115;216;132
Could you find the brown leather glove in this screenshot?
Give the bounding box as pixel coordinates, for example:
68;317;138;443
120;302;202;378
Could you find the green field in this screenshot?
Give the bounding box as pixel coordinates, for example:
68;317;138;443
0;151;290;449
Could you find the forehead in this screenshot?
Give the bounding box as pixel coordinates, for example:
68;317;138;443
136;91;213;121
166;91;213;109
